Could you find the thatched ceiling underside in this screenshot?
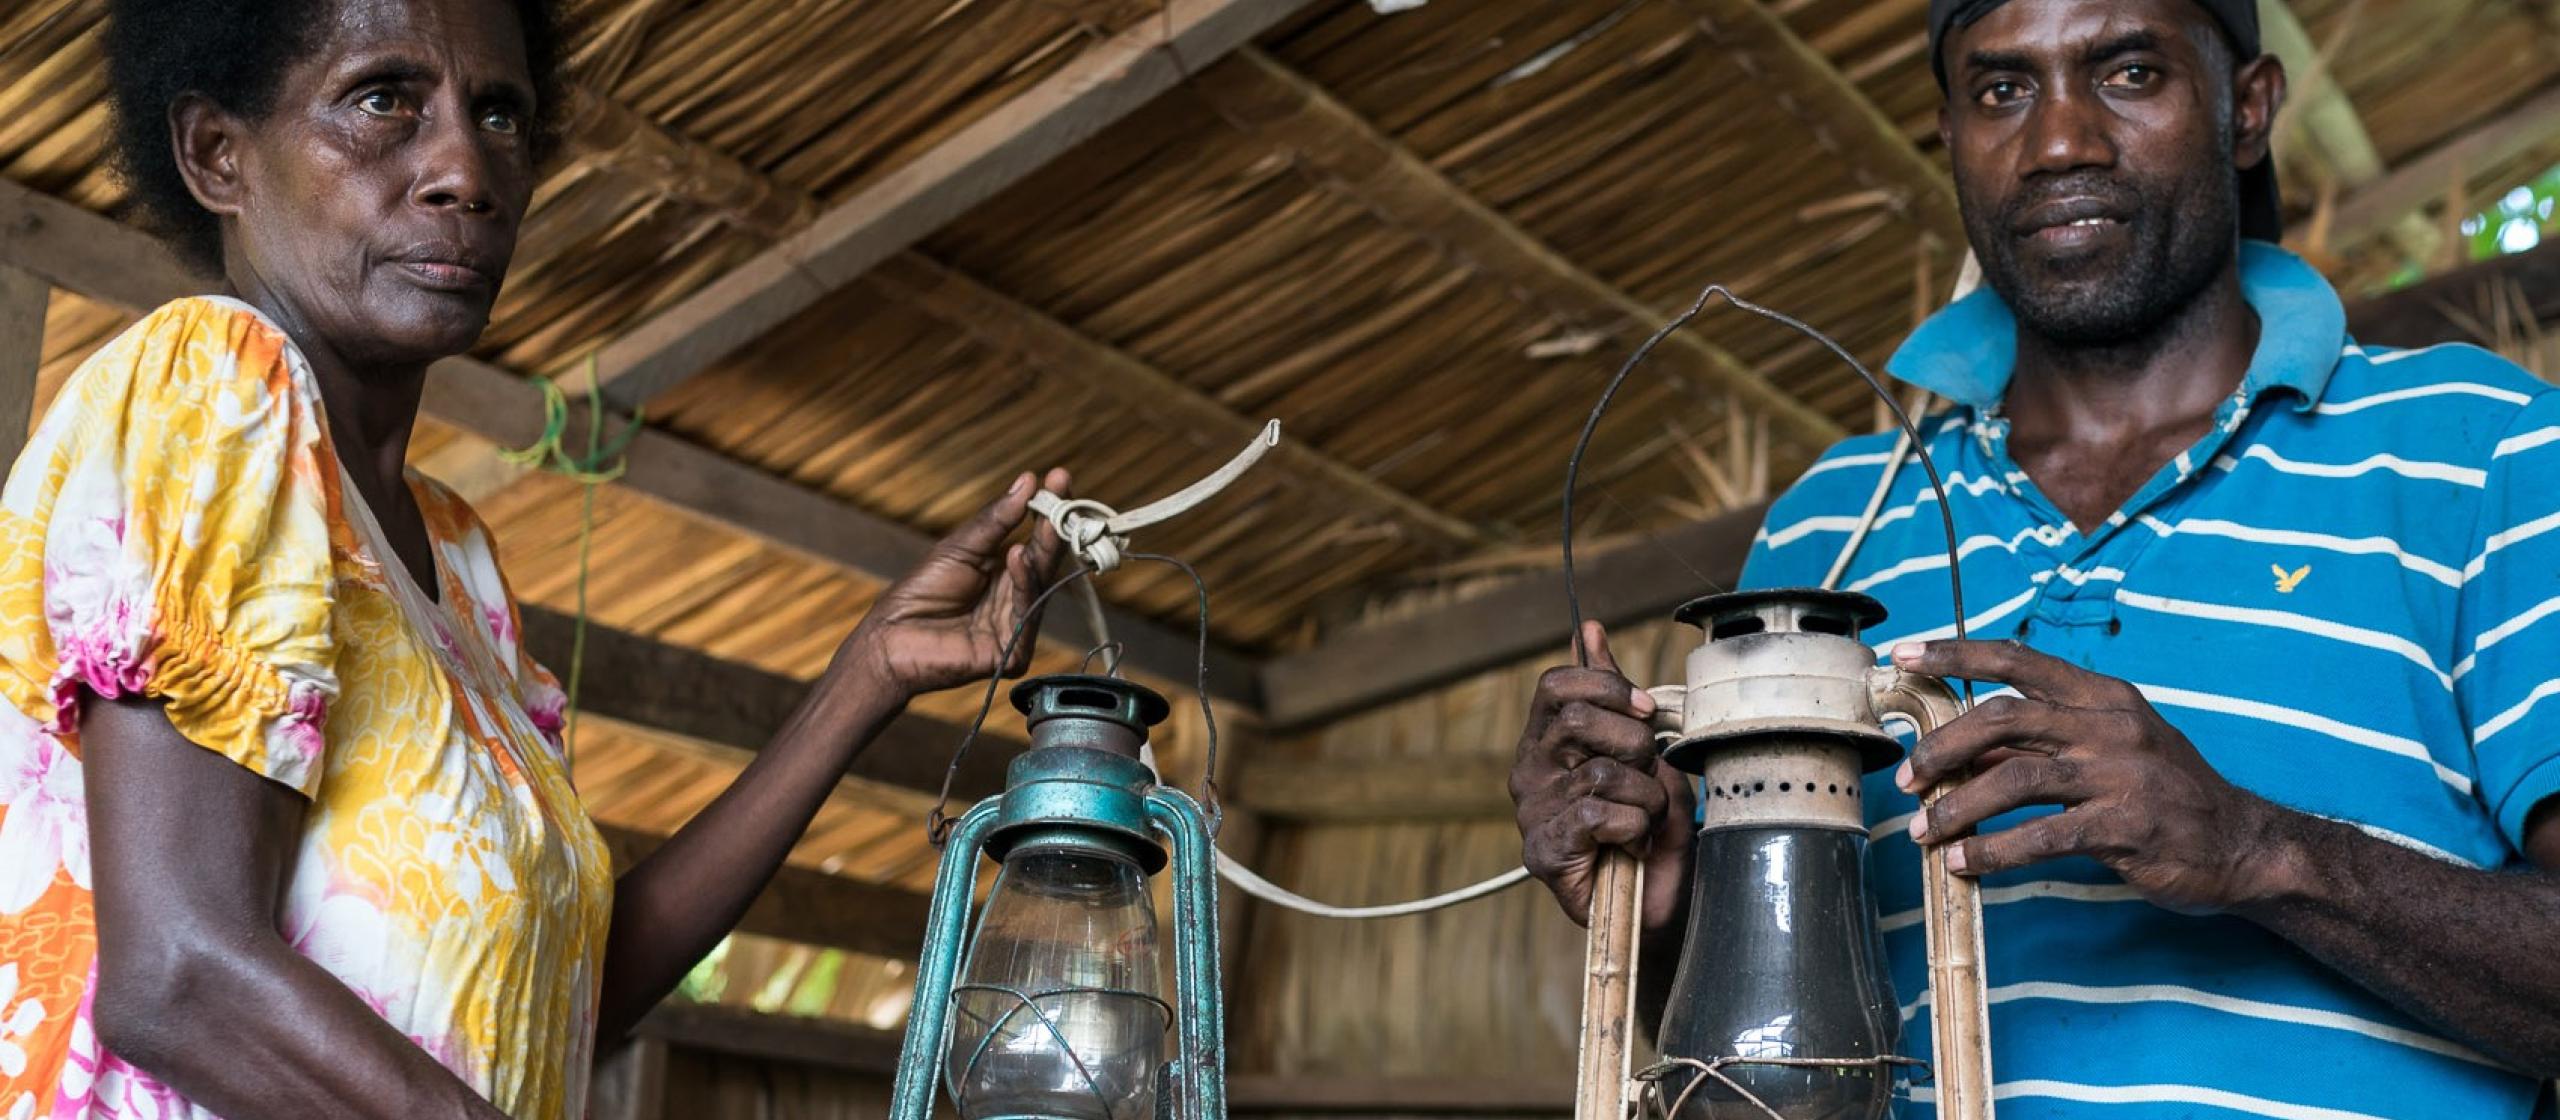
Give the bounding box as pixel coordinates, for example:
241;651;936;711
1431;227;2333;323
6;0;2557;941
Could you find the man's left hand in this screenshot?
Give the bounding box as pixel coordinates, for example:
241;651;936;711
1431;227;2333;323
1892;639;2295;915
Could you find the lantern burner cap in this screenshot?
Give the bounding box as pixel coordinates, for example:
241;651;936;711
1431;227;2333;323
1010;673;1172;732
1673;587;1888;641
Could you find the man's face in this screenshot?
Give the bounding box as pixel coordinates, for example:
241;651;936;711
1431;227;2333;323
1939;0;2259;347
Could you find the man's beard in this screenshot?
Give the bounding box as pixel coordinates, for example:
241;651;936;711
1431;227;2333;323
1967;160;2240;349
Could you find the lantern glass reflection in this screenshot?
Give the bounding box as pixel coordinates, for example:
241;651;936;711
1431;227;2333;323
944;847;1169;1120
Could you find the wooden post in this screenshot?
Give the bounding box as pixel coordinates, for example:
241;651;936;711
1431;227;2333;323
589;1036;668;1120
0;265;47;469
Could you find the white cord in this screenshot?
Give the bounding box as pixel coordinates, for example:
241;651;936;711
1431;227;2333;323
1822;425;1914;592
1215;849;1534;919
1822;253;1977;592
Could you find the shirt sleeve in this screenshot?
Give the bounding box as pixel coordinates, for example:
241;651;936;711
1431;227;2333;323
2456;391;2560;853
34;299;340;796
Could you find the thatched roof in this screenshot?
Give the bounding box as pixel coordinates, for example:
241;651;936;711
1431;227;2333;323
6;0;2558;1099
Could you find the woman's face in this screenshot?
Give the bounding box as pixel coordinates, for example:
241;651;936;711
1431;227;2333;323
189;0;537;368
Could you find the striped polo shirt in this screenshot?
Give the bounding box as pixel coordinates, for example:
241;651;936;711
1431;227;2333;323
1736;242;2560;1119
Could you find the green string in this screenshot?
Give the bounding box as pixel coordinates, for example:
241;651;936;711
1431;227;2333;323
501;355;643;763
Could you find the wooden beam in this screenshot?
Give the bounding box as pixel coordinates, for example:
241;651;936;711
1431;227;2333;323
596;824;931;960
2332;83;2560;251
1235;751;1512;821
1669;0;1963;248
587;1037;668;1120
0;265;43;465
1188;51;1848;452
2255;0;2436;264
586;0;1316;409
626;1006;1579;1114
1258;501;1768;731
516;607;1020;803
628;1003;905;1077
0;176;1259;705
630;1006;1578;1113
2345;236;2560;348
434;92;1488;554
863;252;1494;552
560;86;813;240
1226;1073;1572;1113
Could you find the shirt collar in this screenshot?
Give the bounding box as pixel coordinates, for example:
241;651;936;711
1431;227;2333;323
1884;240;2349;414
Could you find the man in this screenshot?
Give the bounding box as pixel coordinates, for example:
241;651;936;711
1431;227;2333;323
1509;0;2560;1115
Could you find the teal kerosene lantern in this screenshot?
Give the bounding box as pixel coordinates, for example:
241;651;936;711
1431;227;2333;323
888;673;1226;1120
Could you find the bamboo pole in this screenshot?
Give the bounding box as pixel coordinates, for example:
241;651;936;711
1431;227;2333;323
1573;853;1645;1120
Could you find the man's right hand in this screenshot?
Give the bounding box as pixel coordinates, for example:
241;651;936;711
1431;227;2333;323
1510;620;1696;933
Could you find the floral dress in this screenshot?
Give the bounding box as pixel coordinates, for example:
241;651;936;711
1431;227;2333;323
0;297;615;1119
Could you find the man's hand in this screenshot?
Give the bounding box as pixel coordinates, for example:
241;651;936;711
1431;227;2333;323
1512;621;1695;933
1893;639;2294;914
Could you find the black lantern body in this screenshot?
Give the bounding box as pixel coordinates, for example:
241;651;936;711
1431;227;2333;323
1647;590;1909;1120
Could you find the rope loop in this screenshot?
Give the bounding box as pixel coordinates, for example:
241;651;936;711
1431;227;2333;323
497;354;643;764
1039;497;1127;573
500;356;644;483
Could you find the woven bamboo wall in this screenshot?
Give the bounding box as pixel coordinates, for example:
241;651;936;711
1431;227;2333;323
1232;582;1697;1090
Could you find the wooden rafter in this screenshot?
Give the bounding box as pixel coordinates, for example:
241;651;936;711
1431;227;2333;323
2331;83;2560;253
1190;50;1849;452
0;265;41;467
620;1003;1579;1114
597;824;930;960
515;607;1021;805
1257;501;1769;730
1236;751;1512;821
548;91;1492;553
2255;0;2437;265
627;1003;904;1076
1228;1074;1573;1113
2346;236;2560;347
583;0;1317;410
0;176;1260;704
1669;0;1963;248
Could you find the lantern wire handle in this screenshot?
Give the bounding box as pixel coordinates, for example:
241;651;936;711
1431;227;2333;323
1126;551;1223;835
928;562;1099;846
1560;284;1974;694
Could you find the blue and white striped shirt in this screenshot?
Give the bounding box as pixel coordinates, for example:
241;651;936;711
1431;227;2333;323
1739;242;2560;1120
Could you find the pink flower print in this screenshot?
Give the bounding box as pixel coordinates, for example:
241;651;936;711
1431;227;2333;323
0;722;89;914
52;977;187;1120
481;604;516;649
43;514;153;727
259;679;329;789
0;964;48;1081
526;688;566;747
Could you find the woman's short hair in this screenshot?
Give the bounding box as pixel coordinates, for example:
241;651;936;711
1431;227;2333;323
103;0;566;275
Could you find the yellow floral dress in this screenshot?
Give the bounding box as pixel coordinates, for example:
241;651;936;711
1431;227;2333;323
0;297;615;1119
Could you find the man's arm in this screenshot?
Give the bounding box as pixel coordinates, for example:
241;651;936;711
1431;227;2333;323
1897;639;2560;1075
2231;802;2560;1072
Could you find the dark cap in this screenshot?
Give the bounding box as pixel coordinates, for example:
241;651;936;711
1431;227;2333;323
1926;0;2283;241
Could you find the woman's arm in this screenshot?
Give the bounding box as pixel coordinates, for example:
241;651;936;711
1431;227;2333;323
594;469;1068;1042
83;695;508;1120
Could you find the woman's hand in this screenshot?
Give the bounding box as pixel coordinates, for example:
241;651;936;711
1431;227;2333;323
838;468;1073;698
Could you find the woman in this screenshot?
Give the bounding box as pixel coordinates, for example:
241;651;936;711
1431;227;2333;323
0;0;1069;1116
